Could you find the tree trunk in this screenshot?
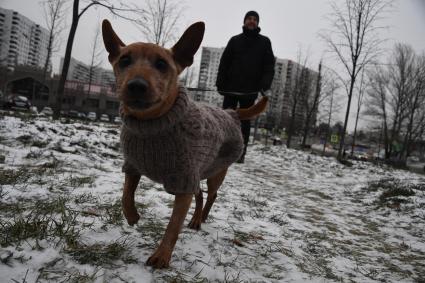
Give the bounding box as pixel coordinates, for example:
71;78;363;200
42;31;54;82
53;0;79;119
286;99;298;148
350;104;361;156
322;89;333;155
337;74;356;160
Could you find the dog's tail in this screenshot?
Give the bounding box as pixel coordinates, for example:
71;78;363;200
236;96;268;120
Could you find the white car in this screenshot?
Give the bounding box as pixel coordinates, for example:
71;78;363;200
41;107;54;116
99;114;110;122
29;106;38;114
113;116;122;123
87;112;97;121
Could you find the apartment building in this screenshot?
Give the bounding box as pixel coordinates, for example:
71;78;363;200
59;57;115;87
195;46;224;107
0;8;50;71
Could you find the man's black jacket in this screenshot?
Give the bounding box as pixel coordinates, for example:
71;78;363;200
216;27;275;95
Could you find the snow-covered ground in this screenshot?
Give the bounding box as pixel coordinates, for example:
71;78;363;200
1;113;424;283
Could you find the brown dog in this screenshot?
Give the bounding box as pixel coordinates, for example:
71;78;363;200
102;20;268;268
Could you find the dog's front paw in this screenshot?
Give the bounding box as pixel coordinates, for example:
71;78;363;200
146;247;172;268
188;216;202;230
124;212;140;226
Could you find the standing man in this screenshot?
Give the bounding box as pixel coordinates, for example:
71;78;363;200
216;10;275;163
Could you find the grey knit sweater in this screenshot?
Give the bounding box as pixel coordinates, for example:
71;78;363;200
121;87;244;195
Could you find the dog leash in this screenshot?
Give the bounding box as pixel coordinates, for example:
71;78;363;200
186;87;266;97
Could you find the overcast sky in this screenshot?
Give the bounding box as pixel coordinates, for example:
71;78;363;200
1;0;425;129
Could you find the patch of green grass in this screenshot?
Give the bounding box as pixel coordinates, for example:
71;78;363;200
68;175;96;187
137;215;165;244
25;149;43;159
16;134;33;145
160;272;210;283
379;187;415;203
0;167;31;185
40;159;62;169
65;238;137;266
31;139;50;148
74;193;98;204
37;267;101;283
0;196;81;248
241;195;268;208
366;178;419;207
102;199;123;225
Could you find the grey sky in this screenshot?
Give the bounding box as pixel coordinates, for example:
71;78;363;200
1;0;425;129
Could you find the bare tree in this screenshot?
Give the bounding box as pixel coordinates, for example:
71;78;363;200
366;65;392;158
320;0;392;160
365;44;421;160
41;0;67;81
399;53;425;161
350;67;367;156
301;61;323;147
318;67;342;155
137;0;184;47
387;44;416;159
285;49;312;148
87;25;103;96
54;0;145;119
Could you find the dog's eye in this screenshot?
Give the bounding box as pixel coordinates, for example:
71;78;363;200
118;55;132;69
154;58;168;72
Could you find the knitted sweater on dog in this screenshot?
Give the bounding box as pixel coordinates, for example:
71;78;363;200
121;87;244;195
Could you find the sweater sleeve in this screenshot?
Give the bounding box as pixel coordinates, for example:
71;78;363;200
260;37;276;91
216;37;234;91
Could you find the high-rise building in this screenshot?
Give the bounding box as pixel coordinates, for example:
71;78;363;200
279;60;319;131
0;8;50;71
60;57;115;86
195;47;224;107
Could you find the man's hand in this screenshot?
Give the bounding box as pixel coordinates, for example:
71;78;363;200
261;89;272;97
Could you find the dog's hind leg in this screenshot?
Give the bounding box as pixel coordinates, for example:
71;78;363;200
188;189;203;230
146;193;193;268
122;173;141;226
202;168;228;222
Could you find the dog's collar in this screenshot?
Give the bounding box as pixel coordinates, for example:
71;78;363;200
121;87;190;137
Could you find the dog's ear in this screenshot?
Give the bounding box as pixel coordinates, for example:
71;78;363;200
172;22;205;72
102;19;125;62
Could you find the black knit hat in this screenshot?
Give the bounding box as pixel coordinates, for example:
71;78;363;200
244;11;259;24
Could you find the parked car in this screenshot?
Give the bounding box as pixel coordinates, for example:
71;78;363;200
353;151;369;161
87;112;97;121
78;112;86;119
67;110;79;119
29;106;38;114
41;107;54;116
4;95;31;110
99;114;109;122
407;156;420;163
113;116;122;124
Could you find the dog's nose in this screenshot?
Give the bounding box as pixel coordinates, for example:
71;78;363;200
127;78;148;97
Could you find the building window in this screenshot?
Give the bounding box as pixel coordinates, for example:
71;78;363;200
86;98;99;108
106;100;119;110
62;96;76;105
